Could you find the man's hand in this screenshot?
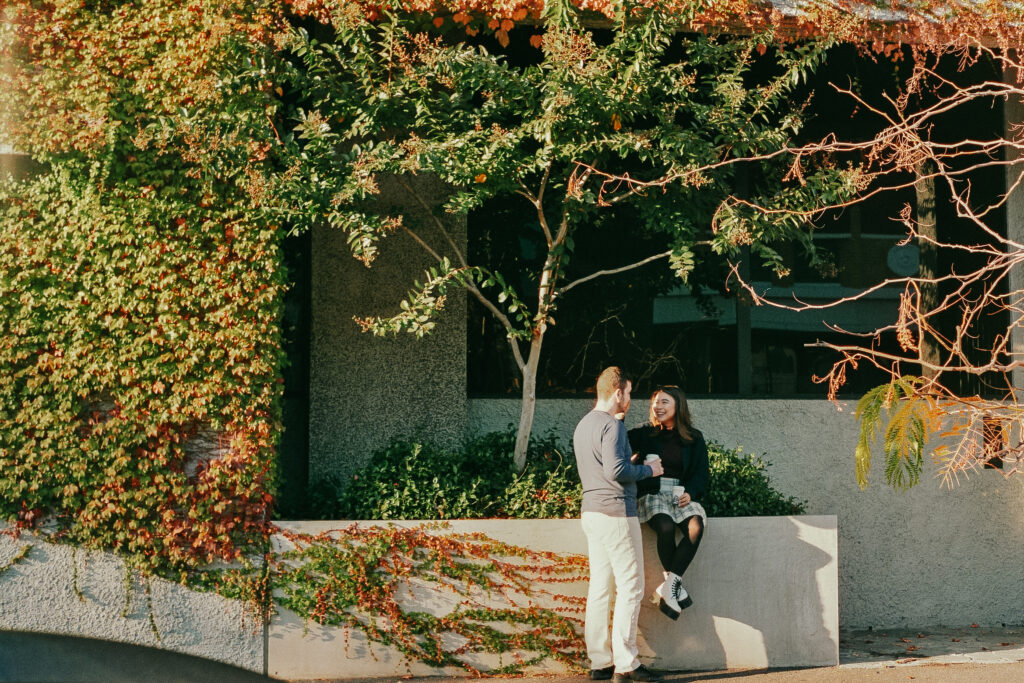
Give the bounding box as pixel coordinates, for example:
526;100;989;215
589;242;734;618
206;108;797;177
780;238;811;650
648;459;664;477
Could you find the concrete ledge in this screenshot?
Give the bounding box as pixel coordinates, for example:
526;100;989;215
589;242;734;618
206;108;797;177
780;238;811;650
0;517;837;679
0;530;264;673
271;516;838;678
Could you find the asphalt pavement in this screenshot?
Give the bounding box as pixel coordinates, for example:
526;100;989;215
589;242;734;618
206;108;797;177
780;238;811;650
2;626;1024;682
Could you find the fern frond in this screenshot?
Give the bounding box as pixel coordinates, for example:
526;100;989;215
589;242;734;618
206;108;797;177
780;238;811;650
853;376;932;490
882;395;929;490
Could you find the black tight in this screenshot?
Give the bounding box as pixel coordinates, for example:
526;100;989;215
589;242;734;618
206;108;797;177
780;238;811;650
647;513;704;577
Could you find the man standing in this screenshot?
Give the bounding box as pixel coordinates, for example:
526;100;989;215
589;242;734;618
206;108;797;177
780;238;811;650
574;367;664;682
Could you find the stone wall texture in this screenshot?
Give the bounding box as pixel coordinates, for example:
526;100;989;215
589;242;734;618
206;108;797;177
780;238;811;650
469;397;1024;629
309;174;467;484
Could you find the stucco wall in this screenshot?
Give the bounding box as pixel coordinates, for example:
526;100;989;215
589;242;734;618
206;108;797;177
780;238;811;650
1004;71;1024;395
309;174;467;484
468;397;1024;629
269;518;838;678
0;530;263;672
0;519;835;679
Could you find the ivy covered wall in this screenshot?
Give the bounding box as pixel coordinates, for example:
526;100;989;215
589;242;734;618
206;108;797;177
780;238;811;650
0;0;287;570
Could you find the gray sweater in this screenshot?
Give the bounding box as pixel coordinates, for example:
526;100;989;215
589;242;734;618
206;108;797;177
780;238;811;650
573;409;654;517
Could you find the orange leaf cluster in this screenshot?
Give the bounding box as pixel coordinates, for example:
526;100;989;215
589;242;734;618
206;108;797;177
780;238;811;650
281;0;1024;52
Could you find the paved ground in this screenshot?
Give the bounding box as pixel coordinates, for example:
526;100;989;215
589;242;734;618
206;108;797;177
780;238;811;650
2;626;1023;682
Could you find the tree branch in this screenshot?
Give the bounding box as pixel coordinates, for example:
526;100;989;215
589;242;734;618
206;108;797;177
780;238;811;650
559;250;673;296
396;176;470;268
393;178;526;370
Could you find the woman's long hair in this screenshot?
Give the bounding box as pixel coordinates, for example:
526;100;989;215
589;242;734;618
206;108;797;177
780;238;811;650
649;385;694;443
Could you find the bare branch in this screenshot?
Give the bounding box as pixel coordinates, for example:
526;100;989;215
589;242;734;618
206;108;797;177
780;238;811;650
396;176;470;268
559;250;673;296
400;224;445;263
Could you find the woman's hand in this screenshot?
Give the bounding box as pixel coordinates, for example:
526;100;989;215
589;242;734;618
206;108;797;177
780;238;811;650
677;492;692;507
630;452;641;464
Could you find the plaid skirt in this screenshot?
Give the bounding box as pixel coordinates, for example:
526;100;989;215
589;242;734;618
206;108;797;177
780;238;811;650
637;477;708;525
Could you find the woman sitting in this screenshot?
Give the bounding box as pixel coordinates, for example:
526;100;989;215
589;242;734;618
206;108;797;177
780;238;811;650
628;385;709;621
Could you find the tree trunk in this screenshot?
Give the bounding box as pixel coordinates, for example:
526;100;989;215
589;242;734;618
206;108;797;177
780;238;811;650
513;330;545;473
513;232;561;473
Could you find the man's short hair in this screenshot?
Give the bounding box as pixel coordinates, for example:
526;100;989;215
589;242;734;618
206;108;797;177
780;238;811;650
596;366;630;401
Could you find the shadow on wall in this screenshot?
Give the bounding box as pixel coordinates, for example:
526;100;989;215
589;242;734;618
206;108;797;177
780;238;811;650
637;516;838;671
0;631;271;683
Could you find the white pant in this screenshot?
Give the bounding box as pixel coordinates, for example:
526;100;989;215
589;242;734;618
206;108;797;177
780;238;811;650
580;511;644;673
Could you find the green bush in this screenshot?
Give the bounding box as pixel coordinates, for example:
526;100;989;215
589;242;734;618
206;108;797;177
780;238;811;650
280;431;580;521
703;442;807;517
283;432;806;521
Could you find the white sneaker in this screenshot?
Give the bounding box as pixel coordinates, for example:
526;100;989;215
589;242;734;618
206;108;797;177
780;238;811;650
654;572;681;620
672;579;694;610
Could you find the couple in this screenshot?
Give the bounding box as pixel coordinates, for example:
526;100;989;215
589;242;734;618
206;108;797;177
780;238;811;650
573;367;709;682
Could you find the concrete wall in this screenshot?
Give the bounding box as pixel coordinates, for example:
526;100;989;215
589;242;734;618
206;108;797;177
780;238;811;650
269;518;838;679
1004;65;1024;396
1;518;836;679
309;174;467;484
0;530;264;673
469;397;1024;629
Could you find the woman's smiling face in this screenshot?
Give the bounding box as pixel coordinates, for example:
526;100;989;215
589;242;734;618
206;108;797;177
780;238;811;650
652;391;676;427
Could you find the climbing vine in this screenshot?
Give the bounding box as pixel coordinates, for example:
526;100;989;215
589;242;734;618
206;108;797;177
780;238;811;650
0;543;32;578
188;523;588;674
0;0;287;571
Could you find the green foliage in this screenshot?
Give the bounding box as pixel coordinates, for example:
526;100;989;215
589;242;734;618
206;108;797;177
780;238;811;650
299;431;580;521
265;4;860;471
2;0;833;573
0;164;284;570
702;443;807;517
293;431;804;520
0;0;288;570
271;6;853;340
854;376;936;490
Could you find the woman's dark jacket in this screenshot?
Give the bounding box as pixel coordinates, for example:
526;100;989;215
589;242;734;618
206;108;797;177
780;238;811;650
627;424;709;502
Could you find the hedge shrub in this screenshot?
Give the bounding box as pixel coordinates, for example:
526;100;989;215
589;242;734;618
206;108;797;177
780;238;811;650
703;442;806;516
288;431;805;520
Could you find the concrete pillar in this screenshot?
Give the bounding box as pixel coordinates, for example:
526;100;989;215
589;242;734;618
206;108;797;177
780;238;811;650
309;174;467;484
1004;58;1024;395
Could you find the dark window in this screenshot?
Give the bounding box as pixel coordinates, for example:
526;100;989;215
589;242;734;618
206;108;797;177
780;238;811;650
467;45;1009;398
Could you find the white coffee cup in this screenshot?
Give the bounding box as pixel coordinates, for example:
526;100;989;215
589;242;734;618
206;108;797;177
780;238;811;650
672;485;686;505
644;454;660;466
